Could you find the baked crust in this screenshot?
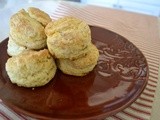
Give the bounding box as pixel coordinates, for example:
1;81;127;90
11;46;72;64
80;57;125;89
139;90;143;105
6;49;57;87
57;44;99;76
28;7;52;26
10;9;47;49
45;16;91;59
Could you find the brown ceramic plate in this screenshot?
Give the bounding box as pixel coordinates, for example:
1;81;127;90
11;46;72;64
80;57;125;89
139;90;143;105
0;26;148;120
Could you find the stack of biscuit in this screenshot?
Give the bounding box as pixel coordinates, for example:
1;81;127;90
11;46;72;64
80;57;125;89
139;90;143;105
45;17;99;76
6;7;57;88
6;8;99;88
8;7;51;56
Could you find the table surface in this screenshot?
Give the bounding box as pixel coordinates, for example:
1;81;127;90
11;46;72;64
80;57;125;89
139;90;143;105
0;1;160;120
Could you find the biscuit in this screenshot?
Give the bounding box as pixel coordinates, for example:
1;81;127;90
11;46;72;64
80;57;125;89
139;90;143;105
56;44;99;76
5;49;57;87
7;36;28;56
28;7;52;26
10;9;46;50
45;16;91;59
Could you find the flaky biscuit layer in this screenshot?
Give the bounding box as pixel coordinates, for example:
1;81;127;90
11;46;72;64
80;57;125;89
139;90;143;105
7;36;28;56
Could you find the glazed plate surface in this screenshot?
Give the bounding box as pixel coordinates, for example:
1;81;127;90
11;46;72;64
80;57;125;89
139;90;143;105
0;26;148;120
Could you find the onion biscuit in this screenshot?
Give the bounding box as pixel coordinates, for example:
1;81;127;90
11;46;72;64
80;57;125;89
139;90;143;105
10;8;50;50
6;49;57;87
45;16;91;59
57;44;99;76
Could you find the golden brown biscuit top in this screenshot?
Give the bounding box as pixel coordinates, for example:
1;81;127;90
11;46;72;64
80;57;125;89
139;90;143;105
45;16;91;59
17;49;51;58
10;9;47;49
10;9;43;38
6;49;54;71
28;7;52;26
45;16;90;37
5;49;57;87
